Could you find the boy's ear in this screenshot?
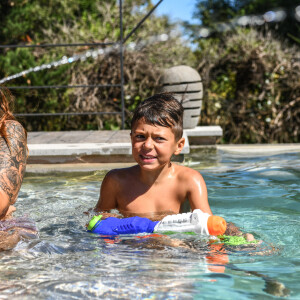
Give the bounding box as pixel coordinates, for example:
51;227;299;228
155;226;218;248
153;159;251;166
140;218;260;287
174;137;185;155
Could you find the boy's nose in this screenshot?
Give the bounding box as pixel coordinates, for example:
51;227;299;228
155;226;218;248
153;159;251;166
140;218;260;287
143;137;154;149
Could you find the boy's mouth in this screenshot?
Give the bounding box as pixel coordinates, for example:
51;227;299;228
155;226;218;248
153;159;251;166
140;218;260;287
140;154;157;162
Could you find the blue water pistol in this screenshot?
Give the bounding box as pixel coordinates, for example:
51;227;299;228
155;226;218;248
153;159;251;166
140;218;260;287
87;215;159;235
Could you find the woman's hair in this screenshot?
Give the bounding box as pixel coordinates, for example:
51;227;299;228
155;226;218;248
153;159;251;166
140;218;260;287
131;93;184;141
0;87;17;141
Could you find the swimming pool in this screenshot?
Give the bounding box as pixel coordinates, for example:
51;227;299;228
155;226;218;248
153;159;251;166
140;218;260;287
0;150;299;299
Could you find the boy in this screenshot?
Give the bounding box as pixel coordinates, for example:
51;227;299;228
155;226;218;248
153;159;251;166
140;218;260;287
95;93;212;218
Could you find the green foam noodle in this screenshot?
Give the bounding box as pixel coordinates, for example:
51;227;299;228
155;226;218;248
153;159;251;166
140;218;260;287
161;231;196;235
160;232;258;246
219;235;259;246
158;232;258;246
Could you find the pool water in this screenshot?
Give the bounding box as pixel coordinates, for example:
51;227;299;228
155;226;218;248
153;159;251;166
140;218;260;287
0;150;299;299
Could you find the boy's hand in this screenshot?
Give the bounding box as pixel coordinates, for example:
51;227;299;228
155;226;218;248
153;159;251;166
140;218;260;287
244;233;255;242
224;222;242;236
225;222;255;242
98;212;122;220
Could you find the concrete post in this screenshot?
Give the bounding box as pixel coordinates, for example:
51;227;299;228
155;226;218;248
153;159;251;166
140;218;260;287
159;65;203;129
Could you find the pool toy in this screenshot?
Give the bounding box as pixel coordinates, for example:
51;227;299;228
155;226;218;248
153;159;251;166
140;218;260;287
219;235;259;246
87;209;227;236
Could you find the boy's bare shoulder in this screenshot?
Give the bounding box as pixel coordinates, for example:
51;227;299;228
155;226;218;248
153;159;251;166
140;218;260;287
174;164;203;180
101;166;138;198
105;165;139;181
174;164;201;177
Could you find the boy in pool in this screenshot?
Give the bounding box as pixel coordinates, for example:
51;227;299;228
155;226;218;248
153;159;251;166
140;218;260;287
95;93;212;218
95;93;253;239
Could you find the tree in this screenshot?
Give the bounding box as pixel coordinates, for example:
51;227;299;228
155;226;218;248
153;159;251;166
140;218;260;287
186;0;300;44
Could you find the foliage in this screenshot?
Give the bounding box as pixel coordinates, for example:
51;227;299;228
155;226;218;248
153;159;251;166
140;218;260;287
184;0;300;143
66;41;194;130
0;0;194;130
196;28;300;143
64;2;194;130
1;0;299;144
186;0;300;45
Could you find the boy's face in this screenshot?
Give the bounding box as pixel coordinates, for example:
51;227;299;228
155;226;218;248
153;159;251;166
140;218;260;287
131;118;185;171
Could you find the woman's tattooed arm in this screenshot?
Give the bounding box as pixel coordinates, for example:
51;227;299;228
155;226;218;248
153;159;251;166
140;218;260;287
0;120;27;218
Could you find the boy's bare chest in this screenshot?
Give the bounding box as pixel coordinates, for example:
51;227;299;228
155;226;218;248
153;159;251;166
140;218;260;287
116;180;185;213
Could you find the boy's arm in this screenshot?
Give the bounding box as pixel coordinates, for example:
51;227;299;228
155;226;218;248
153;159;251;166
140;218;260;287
184;168;255;241
185;169;213;215
95;170;118;212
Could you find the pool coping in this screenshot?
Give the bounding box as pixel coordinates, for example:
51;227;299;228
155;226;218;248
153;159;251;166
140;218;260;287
25;126;300;173
26;143;300;173
27;126;224;164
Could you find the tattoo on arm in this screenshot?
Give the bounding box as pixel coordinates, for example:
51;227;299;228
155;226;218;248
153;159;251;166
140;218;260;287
0;121;27;205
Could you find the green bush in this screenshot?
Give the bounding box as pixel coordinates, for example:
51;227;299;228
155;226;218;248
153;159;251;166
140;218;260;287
196;28;300;143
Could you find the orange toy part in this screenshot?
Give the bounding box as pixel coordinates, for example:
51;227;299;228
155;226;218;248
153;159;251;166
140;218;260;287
206;244;229;273
207;215;227;236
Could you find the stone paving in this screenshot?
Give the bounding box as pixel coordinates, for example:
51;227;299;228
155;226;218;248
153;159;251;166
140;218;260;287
27;126;223;164
28;130;131;144
25;126;300;173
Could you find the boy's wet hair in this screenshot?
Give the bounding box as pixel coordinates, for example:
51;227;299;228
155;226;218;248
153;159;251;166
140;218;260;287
131;93;183;141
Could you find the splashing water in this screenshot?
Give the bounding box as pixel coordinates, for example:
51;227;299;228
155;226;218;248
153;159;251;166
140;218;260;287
0;151;299;299
0;216;37;232
0;33;171;84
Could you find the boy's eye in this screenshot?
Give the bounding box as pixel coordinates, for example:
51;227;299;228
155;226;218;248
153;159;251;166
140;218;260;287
135;134;145;139
156;137;166;141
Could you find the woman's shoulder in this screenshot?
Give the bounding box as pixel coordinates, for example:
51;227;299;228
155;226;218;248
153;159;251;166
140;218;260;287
3;120;26;139
1;120;27;157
